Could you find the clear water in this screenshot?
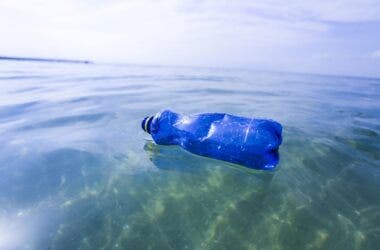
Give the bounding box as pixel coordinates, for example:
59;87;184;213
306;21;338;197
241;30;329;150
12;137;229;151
0;61;379;250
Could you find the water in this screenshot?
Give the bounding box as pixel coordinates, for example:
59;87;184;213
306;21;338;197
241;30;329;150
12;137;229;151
0;61;379;250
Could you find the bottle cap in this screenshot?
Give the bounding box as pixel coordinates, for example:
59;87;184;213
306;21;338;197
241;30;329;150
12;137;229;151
141;116;153;134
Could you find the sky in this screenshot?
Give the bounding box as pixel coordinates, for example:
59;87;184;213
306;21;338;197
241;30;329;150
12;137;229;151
0;0;380;77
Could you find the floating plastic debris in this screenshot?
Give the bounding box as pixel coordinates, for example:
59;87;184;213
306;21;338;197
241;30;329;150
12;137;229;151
142;110;282;170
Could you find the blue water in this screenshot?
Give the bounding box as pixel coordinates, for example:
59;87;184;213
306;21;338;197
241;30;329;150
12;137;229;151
0;61;379;249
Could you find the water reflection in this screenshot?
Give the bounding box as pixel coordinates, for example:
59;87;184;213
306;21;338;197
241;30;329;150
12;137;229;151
1;141;277;249
49;144;276;249
0;61;379;249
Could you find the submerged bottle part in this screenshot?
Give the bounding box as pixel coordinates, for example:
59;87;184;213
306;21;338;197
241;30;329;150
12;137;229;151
141;110;282;170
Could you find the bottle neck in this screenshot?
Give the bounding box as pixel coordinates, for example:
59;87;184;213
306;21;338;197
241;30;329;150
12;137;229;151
142;116;154;134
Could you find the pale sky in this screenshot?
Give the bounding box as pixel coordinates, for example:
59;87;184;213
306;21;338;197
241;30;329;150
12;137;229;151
1;0;380;77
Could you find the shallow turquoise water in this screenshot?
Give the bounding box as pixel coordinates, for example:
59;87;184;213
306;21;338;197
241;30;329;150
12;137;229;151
0;61;379;249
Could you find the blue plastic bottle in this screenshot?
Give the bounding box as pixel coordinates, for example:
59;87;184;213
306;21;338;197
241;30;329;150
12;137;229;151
141;110;282;170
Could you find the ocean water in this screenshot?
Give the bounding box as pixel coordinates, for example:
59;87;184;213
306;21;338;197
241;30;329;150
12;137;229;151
0;61;379;250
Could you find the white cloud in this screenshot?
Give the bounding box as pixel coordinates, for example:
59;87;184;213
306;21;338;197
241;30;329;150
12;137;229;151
0;0;379;76
0;0;317;62
371;49;380;58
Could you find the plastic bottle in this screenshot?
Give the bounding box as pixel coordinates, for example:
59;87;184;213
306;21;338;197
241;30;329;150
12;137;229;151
141;110;282;170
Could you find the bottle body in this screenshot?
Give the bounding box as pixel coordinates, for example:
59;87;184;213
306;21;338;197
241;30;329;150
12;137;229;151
142;110;282;170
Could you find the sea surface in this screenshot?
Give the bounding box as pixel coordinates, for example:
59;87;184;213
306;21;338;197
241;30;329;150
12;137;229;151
0;61;379;250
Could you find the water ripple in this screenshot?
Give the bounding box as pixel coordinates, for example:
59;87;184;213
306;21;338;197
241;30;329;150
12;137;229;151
0;101;41;119
17;113;114;131
0;61;379;250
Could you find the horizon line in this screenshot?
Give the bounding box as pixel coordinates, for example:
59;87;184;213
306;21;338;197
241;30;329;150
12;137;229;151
1;55;379;80
0;55;93;64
